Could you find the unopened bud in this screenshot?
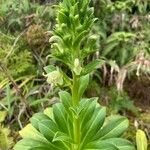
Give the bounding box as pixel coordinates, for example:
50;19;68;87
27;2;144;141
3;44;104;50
73;58;82;75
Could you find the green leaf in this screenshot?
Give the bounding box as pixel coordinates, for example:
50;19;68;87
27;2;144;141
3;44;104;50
49;35;64;44
59;91;73;120
82;59;105;75
30;113;50;130
38;120;58;141
78;74;89;98
103;42;118;56
14;139;61;150
69;104;84;119
94;116;129;140
53;103;69;134
85;141;117;150
73;30;89;49
44;65;56;74
44;107;54;119
29;98;49;106
58;11;70;25
53;131;73;143
19;124;49;144
136;129;147;150
80;98;98;129
59;91;72;110
81;106;106;145
85;138;135;150
102;138;135;150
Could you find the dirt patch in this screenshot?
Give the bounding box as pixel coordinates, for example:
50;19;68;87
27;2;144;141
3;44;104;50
125;77;150;111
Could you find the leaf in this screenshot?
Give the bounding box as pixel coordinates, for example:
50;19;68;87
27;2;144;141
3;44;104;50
59;91;72;110
49;35;63;44
14;138;61;150
19;124;49;144
80;98;98;129
73;30;89;49
44;107;54;119
103;42;118;56
85;138;135;150
102;138;135;150
52;131;73;143
58;11;69;24
29;98;49;106
44;65;56;74
82;59;105;75
85;141;117;150
38;120;58;141
81;106;106;145
69;104;84;119
94;116;129;140
30;113;50;130
78;74;89;98
136;129;147;150
53;103;69;133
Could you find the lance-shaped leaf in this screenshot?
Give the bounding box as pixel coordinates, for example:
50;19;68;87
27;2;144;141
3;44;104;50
82;59;105;75
136;129;148;150
94;116;129;140
78;74;89;98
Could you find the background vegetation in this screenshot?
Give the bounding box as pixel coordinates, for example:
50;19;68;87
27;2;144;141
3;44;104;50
0;0;150;149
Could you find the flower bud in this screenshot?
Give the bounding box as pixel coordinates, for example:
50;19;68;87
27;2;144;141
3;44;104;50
73;58;82;75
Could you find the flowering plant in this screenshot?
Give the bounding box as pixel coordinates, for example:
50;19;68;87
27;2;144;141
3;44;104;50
14;0;135;150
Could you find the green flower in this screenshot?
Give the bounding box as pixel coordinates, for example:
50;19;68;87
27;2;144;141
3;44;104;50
46;69;63;86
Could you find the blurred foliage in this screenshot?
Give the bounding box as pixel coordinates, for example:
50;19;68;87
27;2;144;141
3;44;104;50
0;0;57;135
90;0;150;93
0;111;13;150
0;0;56;32
0;33;36;81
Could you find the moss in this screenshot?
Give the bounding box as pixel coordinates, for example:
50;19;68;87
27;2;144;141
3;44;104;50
0;34;36;81
26;24;46;48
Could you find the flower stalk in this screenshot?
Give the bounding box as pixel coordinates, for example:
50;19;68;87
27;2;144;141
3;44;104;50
72;74;80;149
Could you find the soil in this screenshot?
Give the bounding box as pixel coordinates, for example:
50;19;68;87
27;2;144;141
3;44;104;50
125;76;150;111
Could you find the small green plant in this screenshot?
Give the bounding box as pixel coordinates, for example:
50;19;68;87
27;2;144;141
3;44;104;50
99;87;139;115
14;0;135;149
102;32;135;66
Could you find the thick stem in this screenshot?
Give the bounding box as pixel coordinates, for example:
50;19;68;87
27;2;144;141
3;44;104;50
72;74;80;150
72;75;79;105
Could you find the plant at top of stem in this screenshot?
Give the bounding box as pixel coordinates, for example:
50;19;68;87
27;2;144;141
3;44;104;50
14;0;135;150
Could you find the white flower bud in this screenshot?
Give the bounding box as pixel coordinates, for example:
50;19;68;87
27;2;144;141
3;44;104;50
73;58;82;75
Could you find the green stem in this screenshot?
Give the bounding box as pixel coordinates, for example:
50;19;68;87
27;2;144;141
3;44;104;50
72;74;80;150
72;75;79;105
